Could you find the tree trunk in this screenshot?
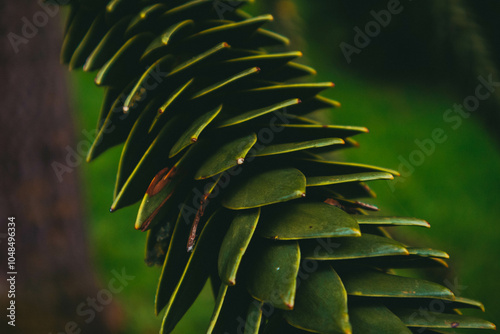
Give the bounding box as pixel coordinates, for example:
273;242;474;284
0;1;122;333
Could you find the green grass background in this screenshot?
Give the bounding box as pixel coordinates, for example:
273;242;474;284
68;2;499;332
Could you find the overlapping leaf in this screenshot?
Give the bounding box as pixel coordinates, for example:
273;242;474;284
60;1;494;333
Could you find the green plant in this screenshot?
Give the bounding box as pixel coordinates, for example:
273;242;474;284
59;0;496;333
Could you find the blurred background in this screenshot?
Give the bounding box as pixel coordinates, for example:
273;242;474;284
2;0;499;333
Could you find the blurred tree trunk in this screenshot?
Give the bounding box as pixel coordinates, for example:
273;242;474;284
0;1;122;333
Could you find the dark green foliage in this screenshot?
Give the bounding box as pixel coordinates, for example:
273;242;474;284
60;1;495;333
